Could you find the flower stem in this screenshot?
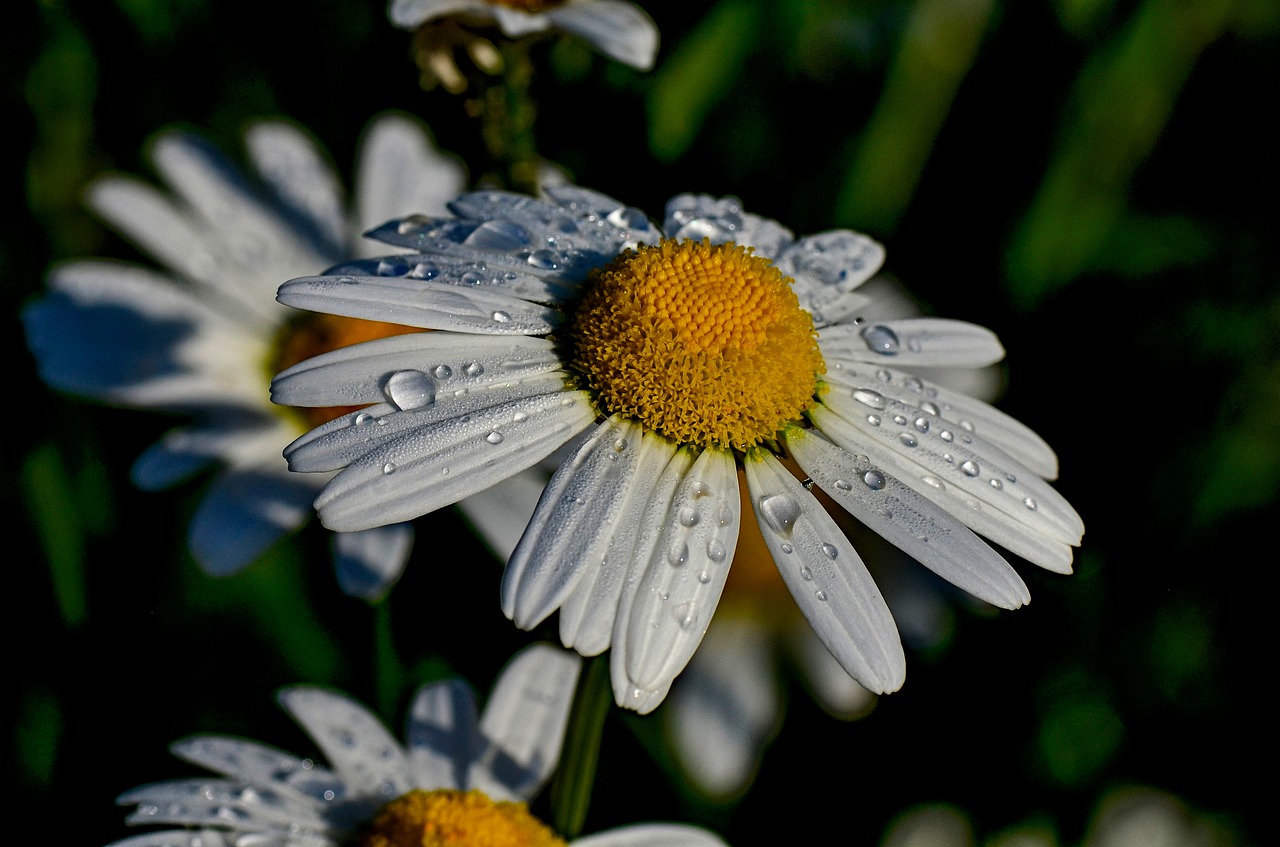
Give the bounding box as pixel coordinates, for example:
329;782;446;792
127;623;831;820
550;653;611;839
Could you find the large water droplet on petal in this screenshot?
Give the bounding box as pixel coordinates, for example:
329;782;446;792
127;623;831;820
861;324;900;355
758;493;803;537
852;388;887;410
384;369;436;411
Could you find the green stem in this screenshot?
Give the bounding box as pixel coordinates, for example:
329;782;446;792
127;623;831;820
550;654;612;839
373;600;404;721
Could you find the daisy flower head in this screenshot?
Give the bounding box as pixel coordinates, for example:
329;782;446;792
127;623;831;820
22;112;468;600
271;187;1085;712
106;643;728;847
390;0;659;93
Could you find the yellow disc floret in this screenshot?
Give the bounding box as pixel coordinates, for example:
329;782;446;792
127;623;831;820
566;238;824;451
359;789;567;847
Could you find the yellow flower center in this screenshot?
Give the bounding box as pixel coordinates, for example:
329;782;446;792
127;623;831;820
358;789;567;847
565;238;824;451
272;313;420;428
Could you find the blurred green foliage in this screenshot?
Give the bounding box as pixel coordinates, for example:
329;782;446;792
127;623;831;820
7;0;1275;844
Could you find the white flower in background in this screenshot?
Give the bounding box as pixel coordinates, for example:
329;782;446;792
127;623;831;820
105;643;728;847
271;188;1084;712
390;0;660;72
22;112;473;600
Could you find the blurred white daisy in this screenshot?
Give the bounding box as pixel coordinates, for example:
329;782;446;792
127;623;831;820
271;188;1084;712
22;112;472;600
106;643;728;847
390;0;660;75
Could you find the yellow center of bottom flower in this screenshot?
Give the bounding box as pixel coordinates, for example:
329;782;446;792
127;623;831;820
358;789;567;847
272;312;420;428
566;238;824;451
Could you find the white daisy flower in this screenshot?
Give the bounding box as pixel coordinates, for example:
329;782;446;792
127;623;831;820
389;0;660;71
270;188;1085;712
106;643;728;847
22;112;472;600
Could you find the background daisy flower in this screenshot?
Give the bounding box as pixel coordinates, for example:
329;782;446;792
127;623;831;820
106;642;727;847
22;112;474;600
270;187;1083;712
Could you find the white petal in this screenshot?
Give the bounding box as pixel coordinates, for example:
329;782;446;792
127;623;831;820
331;523;414;601
118;777;327;831
548;0;660;70
502;417;655;633
313;391;597;531
491;4;551;36
129;426;230;491
786;428;1030;609
454;466;549;563
619;446;741;693
542;184;663;246
743;448;906;694
244;119;347;257
820;360;1060;479
570;824;729;847
809;405;1076;573
815;385;1083;545
322;253;578;304
818;317;1006;368
775;230;886;326
785;622;878;718
275;688;413;798
105;831;237;847
169;735;332;809
665;616;779;798
662;193;794;256
555;430;682;655
405;678;480;792
472;643;581;802
188;465;316;577
277;274;560;335
387;0;485;29
354;112;465;246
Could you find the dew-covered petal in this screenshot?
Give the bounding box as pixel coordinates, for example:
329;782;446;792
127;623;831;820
118;777;329;832
354;112;465;244
313;391;597;531
809;404;1077;573
666;616;779;799
277;273;560;335
619;447;741;694
785;428;1030;609
105;829;239;847
774;230;885;326
169;735;335;810
323;253;581;305
554;430;683;656
25;261;269;411
820;361;1060;479
405;678;480;793
818;318;1006;368
542;184;662;247
570;823;730;847
387;0;484;29
814;388;1084;548
272;332;560;410
502;417;656;635
548;0;660;70
743;448;906;695
188;465;318;577
244;119;347;259
332;523;414;601
276;688;413;800
785;621;877;718
472;643;582;803
662;194;795;256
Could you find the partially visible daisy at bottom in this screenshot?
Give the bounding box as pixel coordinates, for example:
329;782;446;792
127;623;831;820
271;187;1084;714
106;643;727;847
22;111;511;600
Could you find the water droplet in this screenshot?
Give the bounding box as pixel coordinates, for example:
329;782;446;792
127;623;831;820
892;414;908;426
384;369;436;410
607;206;650;230
668;541;689;566
867;414;882;426
411;263;439;280
527;249;560;269
780;542;794;554
691;481;711;498
492;310;512;323
800;565;814;581
460;270;485;286
486;431;504;444
903;377;924;394
1023;497;1038;511
512;411;529;422
914;416;930;432
1006;473;1017;483
678;507;700;527
876;368;892;382
921;475;945;490
815;590;829;601
940;430;954;443
821;543;839;559
613;438;627;452
989;478;1003;490
852;388;886;410
877;507;893;519
323;790;336;802
698;570;711;584
382;462;396;474
758;494;802;536
377;258;409;276
707;539;727;562
908;338;923;353
355;412;374;426
943;453;955;464
433;364;453;380
898;432;918;448
919;401;940;416
834;479;852;491
673;602;696;629
464;362;484;377
960;460;980;477
861;324;900;355
960;419;975;432
863;470;886;490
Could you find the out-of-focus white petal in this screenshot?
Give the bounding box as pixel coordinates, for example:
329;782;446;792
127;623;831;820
743;448;906;695
472;643;581;803
332;523;414;601
187;465;317;577
388;0;490;29
786;428;1030;609
549;0;660;70
117;778;327;832
244;119;347;259
275;688;414;798
169;735;333;809
313;391;596;531
354;112;465;246
570;824;730;847
405;678;480;792
666;616;779;799
785;621;878;718
105;831;238;847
